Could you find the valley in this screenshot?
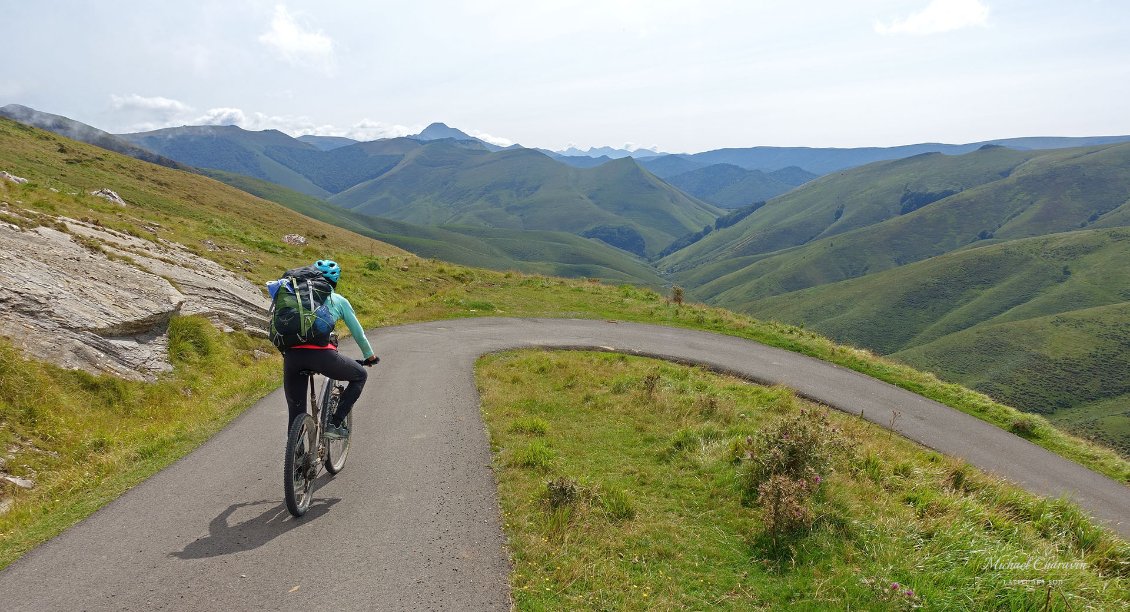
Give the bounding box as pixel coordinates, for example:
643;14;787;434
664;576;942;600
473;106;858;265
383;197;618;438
4;105;1129;454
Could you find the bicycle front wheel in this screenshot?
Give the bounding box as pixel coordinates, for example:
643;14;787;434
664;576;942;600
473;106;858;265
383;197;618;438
322;381;352;474
284;414;317;517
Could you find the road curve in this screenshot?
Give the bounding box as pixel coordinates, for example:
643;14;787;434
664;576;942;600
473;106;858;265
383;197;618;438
1;318;1126;611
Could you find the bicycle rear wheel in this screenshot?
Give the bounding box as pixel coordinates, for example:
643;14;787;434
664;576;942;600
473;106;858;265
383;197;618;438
322;381;352;474
284;414;317;517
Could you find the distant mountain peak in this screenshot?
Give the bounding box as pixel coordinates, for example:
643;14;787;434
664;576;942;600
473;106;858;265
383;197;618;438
412;122;476;142
557;144;666;159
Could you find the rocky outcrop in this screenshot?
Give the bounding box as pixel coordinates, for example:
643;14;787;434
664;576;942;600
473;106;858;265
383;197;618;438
1;170;28;184
89;188;127;206
0;211;268;381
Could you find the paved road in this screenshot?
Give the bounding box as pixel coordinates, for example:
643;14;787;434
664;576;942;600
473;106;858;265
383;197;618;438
1;318;1126;611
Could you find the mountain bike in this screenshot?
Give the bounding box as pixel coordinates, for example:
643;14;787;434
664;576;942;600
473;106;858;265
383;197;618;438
284;359;377;517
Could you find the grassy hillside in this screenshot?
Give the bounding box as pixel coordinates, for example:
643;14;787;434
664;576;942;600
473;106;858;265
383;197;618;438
670;143;1130;301
116;122;721;258
0;104;189;171
479;351;1128;610
660;146;1043;273
749;228;1130;353
665;163;802;209
331;146;722;257
744;229;1130;450
120;124;331;198
1;117;1127;574
893;302;1130;450
674;135;1130;174
204;169;665;286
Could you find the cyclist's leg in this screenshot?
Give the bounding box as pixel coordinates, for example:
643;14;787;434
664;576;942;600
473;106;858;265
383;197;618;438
282;349;316;429
315;351;367;426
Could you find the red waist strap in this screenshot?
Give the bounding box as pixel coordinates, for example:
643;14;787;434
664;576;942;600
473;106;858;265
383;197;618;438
289;343;338;350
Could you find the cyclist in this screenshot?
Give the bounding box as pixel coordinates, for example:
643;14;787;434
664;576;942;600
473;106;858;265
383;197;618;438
282;259;379;439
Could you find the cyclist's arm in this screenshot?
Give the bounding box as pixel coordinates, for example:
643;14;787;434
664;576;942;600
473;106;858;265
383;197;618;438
330;294;375;359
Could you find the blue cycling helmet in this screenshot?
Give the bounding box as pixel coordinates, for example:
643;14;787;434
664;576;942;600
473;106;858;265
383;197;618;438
314;259;341;284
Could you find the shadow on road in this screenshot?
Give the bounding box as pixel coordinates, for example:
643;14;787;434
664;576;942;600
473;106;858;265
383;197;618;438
171;493;340;560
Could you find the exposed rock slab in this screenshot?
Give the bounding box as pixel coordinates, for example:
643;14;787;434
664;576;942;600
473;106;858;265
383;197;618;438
0;213;267;381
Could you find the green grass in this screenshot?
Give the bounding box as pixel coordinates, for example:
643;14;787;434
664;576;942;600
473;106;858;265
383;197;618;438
477;351;1129;610
203;168;667;286
1051;395;1130;457
0;317;277;567
1;117;1127;573
328;146;721;257
741;230;1130;449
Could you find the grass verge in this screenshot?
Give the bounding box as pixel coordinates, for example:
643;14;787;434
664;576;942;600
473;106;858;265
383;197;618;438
477;351;1129;610
0;318;276;568
1;119;1126;571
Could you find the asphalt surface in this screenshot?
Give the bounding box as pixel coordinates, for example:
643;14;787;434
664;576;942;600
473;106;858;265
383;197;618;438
1;318;1126;611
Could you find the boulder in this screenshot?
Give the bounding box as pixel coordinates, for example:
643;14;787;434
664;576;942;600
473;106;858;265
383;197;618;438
283;233;307;246
90;188;127;206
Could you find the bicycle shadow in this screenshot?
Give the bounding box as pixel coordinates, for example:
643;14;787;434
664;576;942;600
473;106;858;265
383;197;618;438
172;490;341;560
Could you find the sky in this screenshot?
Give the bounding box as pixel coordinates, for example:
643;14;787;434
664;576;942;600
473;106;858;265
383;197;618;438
3;0;1128;152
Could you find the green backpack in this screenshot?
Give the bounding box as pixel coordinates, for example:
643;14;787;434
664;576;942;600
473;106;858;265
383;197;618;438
266;266;336;351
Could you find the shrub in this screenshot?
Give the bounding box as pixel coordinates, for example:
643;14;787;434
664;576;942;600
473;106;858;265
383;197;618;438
545;476;579;508
1009;413;1041;436
739;408;849;497
671;285;685;306
758;474;814;540
737;408;850;542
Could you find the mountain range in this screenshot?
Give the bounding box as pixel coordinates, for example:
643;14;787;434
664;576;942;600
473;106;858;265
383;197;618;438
4;103;1128;451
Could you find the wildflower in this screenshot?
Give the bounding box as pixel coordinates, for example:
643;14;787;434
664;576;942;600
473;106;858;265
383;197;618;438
904;589;914;597
812;474;822;485
891;582;900;591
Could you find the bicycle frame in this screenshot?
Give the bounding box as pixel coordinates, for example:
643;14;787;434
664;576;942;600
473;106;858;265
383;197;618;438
307;374;344;466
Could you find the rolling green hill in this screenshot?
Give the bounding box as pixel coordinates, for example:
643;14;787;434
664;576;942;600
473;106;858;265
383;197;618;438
667;135;1130;174
653;143;1130;447
742;229;1130;450
0;104;190;171
2;116;1127;587
667;143;1130;299
659;146;1045;273
115;121;721;257
330;146;722;257
121;125;331;197
205;169;666;286
664;163;810;208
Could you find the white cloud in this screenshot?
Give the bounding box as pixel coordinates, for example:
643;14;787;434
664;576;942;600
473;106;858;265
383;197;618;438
333;119;414;141
111;94;192;114
875;0;990;35
109;94;197;132
258;5;335;73
191;111;414;142
621;142;660;153
105;94;414;142
194;107;248;126
468;130;514;147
